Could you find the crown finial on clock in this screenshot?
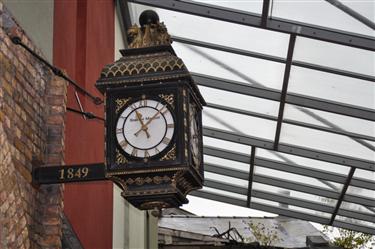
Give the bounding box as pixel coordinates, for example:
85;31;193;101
127;10;171;48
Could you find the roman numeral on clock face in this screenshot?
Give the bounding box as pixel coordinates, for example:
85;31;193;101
131;148;138;157
145;150;150;157
155;147;160;154
162;137;171;145
119;140;127;148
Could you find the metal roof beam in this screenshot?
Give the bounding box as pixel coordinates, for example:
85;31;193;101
203;127;375;171
247;147;256;207
193;73;281;101
274;34;296;150
204;146;250;164
204;163;249;180
127;0;375;51
286;94;375;122
195;73;375;121
350;178;375;191
337;208;375;224
207;102;375;142
292;60;375;83
343;194;375;207
261;0;271;27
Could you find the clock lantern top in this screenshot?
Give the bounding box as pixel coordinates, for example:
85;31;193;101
96;11;205;106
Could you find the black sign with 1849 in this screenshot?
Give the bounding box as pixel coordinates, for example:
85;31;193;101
32;163;106;184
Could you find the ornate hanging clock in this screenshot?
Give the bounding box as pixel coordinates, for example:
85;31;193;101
96;10;205;210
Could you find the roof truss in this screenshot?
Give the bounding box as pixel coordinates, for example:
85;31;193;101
120;0;375;235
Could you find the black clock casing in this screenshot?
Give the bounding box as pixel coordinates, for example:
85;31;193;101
96;45;205;210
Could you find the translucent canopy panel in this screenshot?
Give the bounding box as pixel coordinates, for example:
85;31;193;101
335;215;375;229
294;37;375;77
254;166;344;192
272;0;375;37
340;201;375;216
204;154;250;173
191;0;263;15
251;197;332;220
279;123;375;161
354;169;375;182
199;86;280;117
288;66;375;109
173;43;286;90
204;136;251;155
205;172;248;189
203;107;277;140
202;186;247;201
283;104;375;139
256;148;351;176
186;195;276;217
252;182;338;208
128;3;290;58
347;186;375;200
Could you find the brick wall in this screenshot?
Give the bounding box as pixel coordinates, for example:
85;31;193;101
0;3;66;249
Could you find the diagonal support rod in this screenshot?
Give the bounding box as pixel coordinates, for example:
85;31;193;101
67;107;105;121
325;0;375;30
274;34;296;150
10;36;103;105
329;167;356;225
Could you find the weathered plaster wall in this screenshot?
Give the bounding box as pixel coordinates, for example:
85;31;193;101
2;0;54;62
0;2;66;248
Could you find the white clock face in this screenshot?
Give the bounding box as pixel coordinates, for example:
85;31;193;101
116;99;175;158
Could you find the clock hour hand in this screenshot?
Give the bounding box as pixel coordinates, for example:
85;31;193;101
135;111;150;138
134;105;166;136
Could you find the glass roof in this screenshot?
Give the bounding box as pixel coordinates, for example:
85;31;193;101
121;0;375;235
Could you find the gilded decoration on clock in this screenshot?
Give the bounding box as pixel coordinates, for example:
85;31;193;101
115;97;132;113
160;144;176;161
125;175;171;186
115;149;128;164
158;93;174;109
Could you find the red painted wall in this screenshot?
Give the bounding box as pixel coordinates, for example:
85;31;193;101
53;1;115;248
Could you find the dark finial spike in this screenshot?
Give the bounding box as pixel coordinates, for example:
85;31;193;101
139;10;159;26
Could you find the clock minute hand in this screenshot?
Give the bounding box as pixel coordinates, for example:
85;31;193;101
134;105;166;136
135;111;150;138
